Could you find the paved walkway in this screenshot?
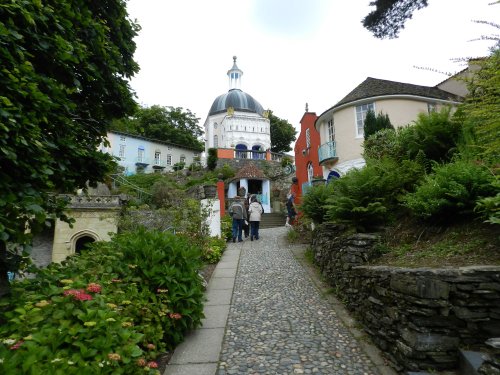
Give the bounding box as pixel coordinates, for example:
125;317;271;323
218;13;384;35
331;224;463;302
164;227;396;375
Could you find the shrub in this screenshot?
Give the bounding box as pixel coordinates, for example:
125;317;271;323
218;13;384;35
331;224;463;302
220;214;233;242
207;148;218;171
325;158;424;230
201;236;227;264
0;228;204;374
300;183;335;224
216;163;235;180
363;110;393;140
363;128;399;161
403;159;497;220
475;178;500;225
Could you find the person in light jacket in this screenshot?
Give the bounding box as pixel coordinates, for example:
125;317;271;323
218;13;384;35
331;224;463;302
248;195;264;241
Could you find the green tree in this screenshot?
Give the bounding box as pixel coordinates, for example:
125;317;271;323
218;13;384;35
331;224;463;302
364;110;394;140
111;105;204;150
0;0;139;296
362;0;428;39
269;110;297;153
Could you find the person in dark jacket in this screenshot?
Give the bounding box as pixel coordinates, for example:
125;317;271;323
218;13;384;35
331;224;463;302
228;197;247;242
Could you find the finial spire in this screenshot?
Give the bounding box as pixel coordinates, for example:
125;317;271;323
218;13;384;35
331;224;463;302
227;56;243;90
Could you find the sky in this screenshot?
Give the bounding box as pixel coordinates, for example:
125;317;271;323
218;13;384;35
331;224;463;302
125;0;497;138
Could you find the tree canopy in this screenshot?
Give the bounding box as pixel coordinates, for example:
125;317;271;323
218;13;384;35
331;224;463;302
111;105;204;150
362;0;428;39
0;0;139;295
364;110;394;140
269;110;297;153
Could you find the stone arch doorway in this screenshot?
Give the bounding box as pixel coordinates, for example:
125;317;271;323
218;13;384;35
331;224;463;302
71;231;100;255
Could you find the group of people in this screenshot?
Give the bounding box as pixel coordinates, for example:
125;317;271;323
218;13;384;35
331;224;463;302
228;193;264;243
228;177;301;243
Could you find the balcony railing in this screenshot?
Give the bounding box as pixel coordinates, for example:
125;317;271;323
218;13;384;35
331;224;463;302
135;157;149;165
234;149;267;160
318;141;338;165
152;158;166;168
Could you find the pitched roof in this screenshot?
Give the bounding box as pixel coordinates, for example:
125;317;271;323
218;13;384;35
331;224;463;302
233;163;266;180
332;77;462;110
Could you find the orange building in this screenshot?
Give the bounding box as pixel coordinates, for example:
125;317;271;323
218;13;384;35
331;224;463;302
293;105;322;195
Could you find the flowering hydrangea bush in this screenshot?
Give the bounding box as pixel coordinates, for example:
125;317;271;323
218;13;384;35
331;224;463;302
0;228;205;374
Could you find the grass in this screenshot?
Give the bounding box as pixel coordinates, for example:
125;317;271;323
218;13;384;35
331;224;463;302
370;217;500;268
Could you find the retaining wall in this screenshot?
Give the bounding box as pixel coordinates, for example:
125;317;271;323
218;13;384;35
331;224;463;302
311;223;500;371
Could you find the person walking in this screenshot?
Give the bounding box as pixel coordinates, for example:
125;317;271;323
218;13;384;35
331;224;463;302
285;177;300;227
248;195;264;241
228;196;247;243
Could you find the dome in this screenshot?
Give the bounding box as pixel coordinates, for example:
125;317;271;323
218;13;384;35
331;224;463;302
209;89;264;116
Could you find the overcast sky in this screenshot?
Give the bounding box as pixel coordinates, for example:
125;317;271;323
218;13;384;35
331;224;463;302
126;0;496;135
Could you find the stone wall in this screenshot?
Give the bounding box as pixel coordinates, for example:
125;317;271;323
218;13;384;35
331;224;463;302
311;223;500;371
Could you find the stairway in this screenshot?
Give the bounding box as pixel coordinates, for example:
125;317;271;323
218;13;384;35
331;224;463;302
260;213;286;229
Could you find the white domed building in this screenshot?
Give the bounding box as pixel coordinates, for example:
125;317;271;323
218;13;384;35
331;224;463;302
203;57;284;213
204;56;271;157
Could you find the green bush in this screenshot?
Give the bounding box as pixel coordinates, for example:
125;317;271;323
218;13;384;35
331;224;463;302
207;148;218;171
403;159;497;220
221;214;233;242
201;236;227;264
0;229;204;374
325;158;424;230
216;163;235;180
363;128;399;161
300;183;335;224
475;178;500;225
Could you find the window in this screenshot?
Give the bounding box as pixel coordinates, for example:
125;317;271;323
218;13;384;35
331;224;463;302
327;119;335;142
180;155;186;164
120;136;126;142
119;144;125;158
355;103;374;137
137;147;145;162
167;154;172;166
214;135;218;148
428;103;436;113
307;162;314;182
306;128;311;148
154;151;161;165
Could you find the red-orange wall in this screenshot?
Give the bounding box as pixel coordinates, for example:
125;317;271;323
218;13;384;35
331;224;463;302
294;112;322;189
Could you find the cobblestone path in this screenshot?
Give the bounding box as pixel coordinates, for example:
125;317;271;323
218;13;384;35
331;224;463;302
217;227;380;375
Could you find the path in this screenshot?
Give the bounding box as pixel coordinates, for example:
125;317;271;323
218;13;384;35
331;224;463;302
164;227;395;375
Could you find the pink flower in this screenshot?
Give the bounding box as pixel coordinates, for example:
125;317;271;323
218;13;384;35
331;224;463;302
86;283;102;293
10;340;24;350
147;361;158;368
146;343;155;350
169;313;182;320
63;289;93;301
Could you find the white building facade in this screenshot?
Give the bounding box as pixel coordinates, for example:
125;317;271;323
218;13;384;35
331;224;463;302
103;131;201;175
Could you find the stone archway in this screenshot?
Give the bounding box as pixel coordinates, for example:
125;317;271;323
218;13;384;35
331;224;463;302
72;231;100;254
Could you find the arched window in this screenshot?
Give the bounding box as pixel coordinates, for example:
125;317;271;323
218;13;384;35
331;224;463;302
214;135;218;148
235;144;248;159
307;162;314;182
252;145;263;159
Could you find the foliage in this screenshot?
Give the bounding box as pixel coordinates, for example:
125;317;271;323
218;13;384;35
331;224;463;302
0;228;204;374
207;148;218;171
474;178;500;224
325;158;424;230
281;156;293;167
201;236;227;264
151;181;186;209
363;110;394;140
300;183;335;224
220;215;233;242
0;0;139;293
216;163;236;180
363;128;399;160
403;159;497;221
458;47;500;165
111;105;203;151
173;162;185;171
362;0;429;39
269;110;297;153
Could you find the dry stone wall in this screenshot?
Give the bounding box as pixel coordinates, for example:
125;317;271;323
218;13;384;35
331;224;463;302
311;223;500;372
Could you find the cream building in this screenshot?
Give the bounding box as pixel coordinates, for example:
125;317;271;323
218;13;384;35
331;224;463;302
315;77;463;176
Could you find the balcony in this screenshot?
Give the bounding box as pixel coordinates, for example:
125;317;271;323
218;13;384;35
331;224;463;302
135;157;149;166
152;158;166;168
318;141;338;166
